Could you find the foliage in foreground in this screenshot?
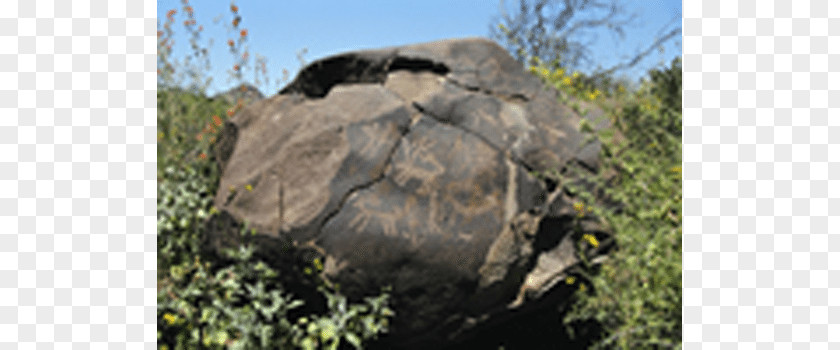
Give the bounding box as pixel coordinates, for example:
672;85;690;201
527;57;682;349
157;221;393;349
157;2;393;349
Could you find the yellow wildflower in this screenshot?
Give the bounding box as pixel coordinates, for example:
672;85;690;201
163;313;178;325
562;76;572;86
551;69;564;81
245;184;253;192
583;233;599;248
565;276;575;285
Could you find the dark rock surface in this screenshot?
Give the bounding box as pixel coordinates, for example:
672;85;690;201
203;37;613;348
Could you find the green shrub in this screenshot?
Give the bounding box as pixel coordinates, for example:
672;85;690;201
526;57;682;348
157;222;394;349
157;163;216;274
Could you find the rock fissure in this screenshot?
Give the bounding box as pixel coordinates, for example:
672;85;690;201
279;52;452;99
444;77;530;103
386;56;450;75
410;101;536;179
315;118;414;237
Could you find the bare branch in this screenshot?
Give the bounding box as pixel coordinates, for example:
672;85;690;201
489;0;682;86
593;26;681;78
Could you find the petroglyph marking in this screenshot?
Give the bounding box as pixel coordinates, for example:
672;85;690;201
358;122;397;160
348;190;415;240
391;137;446;196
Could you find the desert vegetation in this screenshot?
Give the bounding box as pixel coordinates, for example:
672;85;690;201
157;1;681;349
525;55;682;349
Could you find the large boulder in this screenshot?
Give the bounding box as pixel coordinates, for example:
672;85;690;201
203;37;613;347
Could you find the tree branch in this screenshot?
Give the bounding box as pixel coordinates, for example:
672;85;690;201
593;26;681;78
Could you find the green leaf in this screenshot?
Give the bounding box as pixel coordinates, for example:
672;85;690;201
288;299;304;310
344;333;362;349
214;330;229;345
301;336;317;350
318;319;337;342
307;321;319;335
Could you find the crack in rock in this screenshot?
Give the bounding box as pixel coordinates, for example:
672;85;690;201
279;53;451;99
444;77;530;103
316;115;415;237
411;101;535;176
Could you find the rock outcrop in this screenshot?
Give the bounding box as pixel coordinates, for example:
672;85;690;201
203;37;612;348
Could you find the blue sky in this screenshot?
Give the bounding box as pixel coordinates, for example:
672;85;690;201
157;1;682;97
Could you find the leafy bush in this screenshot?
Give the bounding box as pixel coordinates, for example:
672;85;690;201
157;2;393;349
526;58;682;348
157;163;216;274
157;223;394;349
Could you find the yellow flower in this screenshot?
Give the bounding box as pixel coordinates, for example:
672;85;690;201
528;66;538;74
565;276;575;285
163;313;178;325
551;69;564;81
573;202;590;218
670;165;681;174
578;283;587;292
245;184;253;192
583;233;599;248
587;90;601;101
562;76;572;86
